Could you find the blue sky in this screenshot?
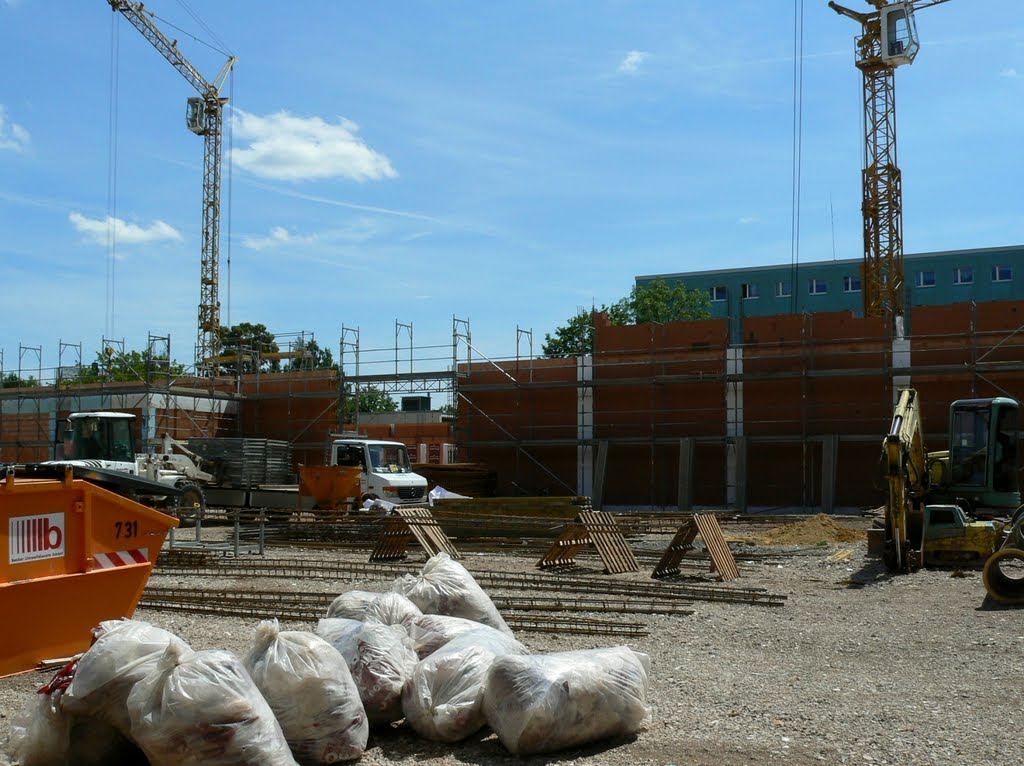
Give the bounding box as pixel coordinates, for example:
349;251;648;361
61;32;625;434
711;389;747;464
1;1;1021;376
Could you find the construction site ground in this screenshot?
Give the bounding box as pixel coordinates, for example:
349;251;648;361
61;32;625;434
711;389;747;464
2;512;1022;766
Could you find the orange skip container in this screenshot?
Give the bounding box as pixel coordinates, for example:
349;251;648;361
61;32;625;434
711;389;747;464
298;464;362;512
0;469;178;677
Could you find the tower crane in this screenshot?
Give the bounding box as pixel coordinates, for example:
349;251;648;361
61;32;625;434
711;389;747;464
108;1;236;372
829;0;949;320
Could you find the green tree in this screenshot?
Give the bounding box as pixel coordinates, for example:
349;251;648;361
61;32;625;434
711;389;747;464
341;385;398;419
76;350;185;383
218;322;280;373
541;310;595;358
2;372;39;388
542;279;710;357
285;338;335;371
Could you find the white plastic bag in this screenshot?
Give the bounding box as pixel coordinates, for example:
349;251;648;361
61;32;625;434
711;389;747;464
325;590;379;620
127;644;298;766
7;668;145;766
339;623;417;726
314;617;365;660
482;646;651;755
391;552;513;636
62;618;192;737
402;627;529;743
244;620;368;764
408;614;488;659
362;591;422;632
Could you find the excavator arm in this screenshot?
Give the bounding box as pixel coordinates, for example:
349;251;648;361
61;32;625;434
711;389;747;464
883;388;929;571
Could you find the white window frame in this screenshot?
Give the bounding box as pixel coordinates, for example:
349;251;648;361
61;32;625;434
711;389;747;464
808;278;828;295
992;264;1013;283
916;270;936;288
741;283;759;300
843;276;861;293
775;280;792;298
710;286;727;302
953;266;973;285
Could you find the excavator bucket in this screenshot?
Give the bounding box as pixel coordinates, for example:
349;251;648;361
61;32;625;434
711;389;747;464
0;469;178;677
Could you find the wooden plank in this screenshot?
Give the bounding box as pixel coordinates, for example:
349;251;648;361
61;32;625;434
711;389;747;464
537;523;590;568
369;508;461;562
578;511;639;575
693;513;740;581
651;519;700;578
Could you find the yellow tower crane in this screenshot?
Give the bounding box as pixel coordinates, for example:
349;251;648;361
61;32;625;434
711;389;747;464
828;0;948;319
108;1;236;372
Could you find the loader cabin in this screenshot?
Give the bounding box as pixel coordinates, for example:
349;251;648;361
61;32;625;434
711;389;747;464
946;397;1020;509
63;412;137;462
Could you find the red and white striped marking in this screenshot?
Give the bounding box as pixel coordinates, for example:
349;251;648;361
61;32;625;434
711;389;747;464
93;548;150;569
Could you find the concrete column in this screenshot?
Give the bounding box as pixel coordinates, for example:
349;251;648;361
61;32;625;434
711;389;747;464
822;434;839;513
677;437;694;511
892;315;911;404
593;440;608;510
576;354;593;497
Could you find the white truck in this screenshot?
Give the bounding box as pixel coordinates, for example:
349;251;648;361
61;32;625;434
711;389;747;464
50;411;214;521
329;436;429;506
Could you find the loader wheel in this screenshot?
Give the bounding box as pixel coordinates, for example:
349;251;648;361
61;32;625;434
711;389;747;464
982;548;1024;606
174;482;205;526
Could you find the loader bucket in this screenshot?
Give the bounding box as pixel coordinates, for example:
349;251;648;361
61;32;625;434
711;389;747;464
299;464;362;513
0;470;178;677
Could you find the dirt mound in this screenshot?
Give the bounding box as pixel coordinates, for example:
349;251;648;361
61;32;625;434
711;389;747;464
747;514;866;546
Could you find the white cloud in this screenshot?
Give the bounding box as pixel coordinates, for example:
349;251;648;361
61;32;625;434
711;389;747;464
618;51;651;74
69;212;182;246
242;225;317;251
230;108;397;182
1000;67;1018;78
0;105;30;153
738;216;758;225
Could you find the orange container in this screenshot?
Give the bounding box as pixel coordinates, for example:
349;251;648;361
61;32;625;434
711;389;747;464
298;464;362;512
0;469;178;677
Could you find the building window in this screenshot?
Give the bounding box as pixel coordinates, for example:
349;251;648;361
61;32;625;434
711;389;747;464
710;286;727;302
953;266;973;285
916;270;936;288
843;276;861;293
775;280;791;298
992;265;1013;282
741;283;759;300
808;278;828;295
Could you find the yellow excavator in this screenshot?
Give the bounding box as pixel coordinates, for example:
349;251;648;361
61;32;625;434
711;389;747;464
882;388;1024;602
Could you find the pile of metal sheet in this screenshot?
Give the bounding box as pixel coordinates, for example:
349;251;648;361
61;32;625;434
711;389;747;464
188;437;294;487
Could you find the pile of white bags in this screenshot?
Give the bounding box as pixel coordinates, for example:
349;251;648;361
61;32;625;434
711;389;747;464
244;619;368;763
127;643;299;766
391;552;513;636
482;646;651;755
402;627;528;743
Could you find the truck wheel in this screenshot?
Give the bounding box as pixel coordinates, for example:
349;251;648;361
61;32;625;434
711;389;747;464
175;482;205;526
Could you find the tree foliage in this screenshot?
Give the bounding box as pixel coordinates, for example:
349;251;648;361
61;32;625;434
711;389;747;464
285;338;335;371
2;372;39;388
218;322;280;373
341;385;398;419
76;350;185;383
542;279;711;357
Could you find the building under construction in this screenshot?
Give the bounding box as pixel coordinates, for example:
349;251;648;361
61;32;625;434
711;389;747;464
2;299;1023;511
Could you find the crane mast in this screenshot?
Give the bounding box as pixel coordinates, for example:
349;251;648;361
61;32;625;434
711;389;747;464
108;1;236;372
829;0;948;320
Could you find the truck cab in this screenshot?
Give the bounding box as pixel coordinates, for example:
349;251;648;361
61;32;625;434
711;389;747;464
62;412;139;471
330;438;428;505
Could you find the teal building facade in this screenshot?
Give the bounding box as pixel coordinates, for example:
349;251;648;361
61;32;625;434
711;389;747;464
637;245;1023;338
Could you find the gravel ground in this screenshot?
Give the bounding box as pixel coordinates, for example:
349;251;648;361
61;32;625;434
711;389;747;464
2;518;1023;766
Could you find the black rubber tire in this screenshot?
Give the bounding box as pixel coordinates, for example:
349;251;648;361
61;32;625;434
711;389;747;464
174;482;205;526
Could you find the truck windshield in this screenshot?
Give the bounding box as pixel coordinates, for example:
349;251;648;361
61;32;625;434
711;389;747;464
367;444;411;473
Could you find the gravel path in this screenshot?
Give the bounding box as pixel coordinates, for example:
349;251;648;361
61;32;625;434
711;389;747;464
2;521;1022;766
